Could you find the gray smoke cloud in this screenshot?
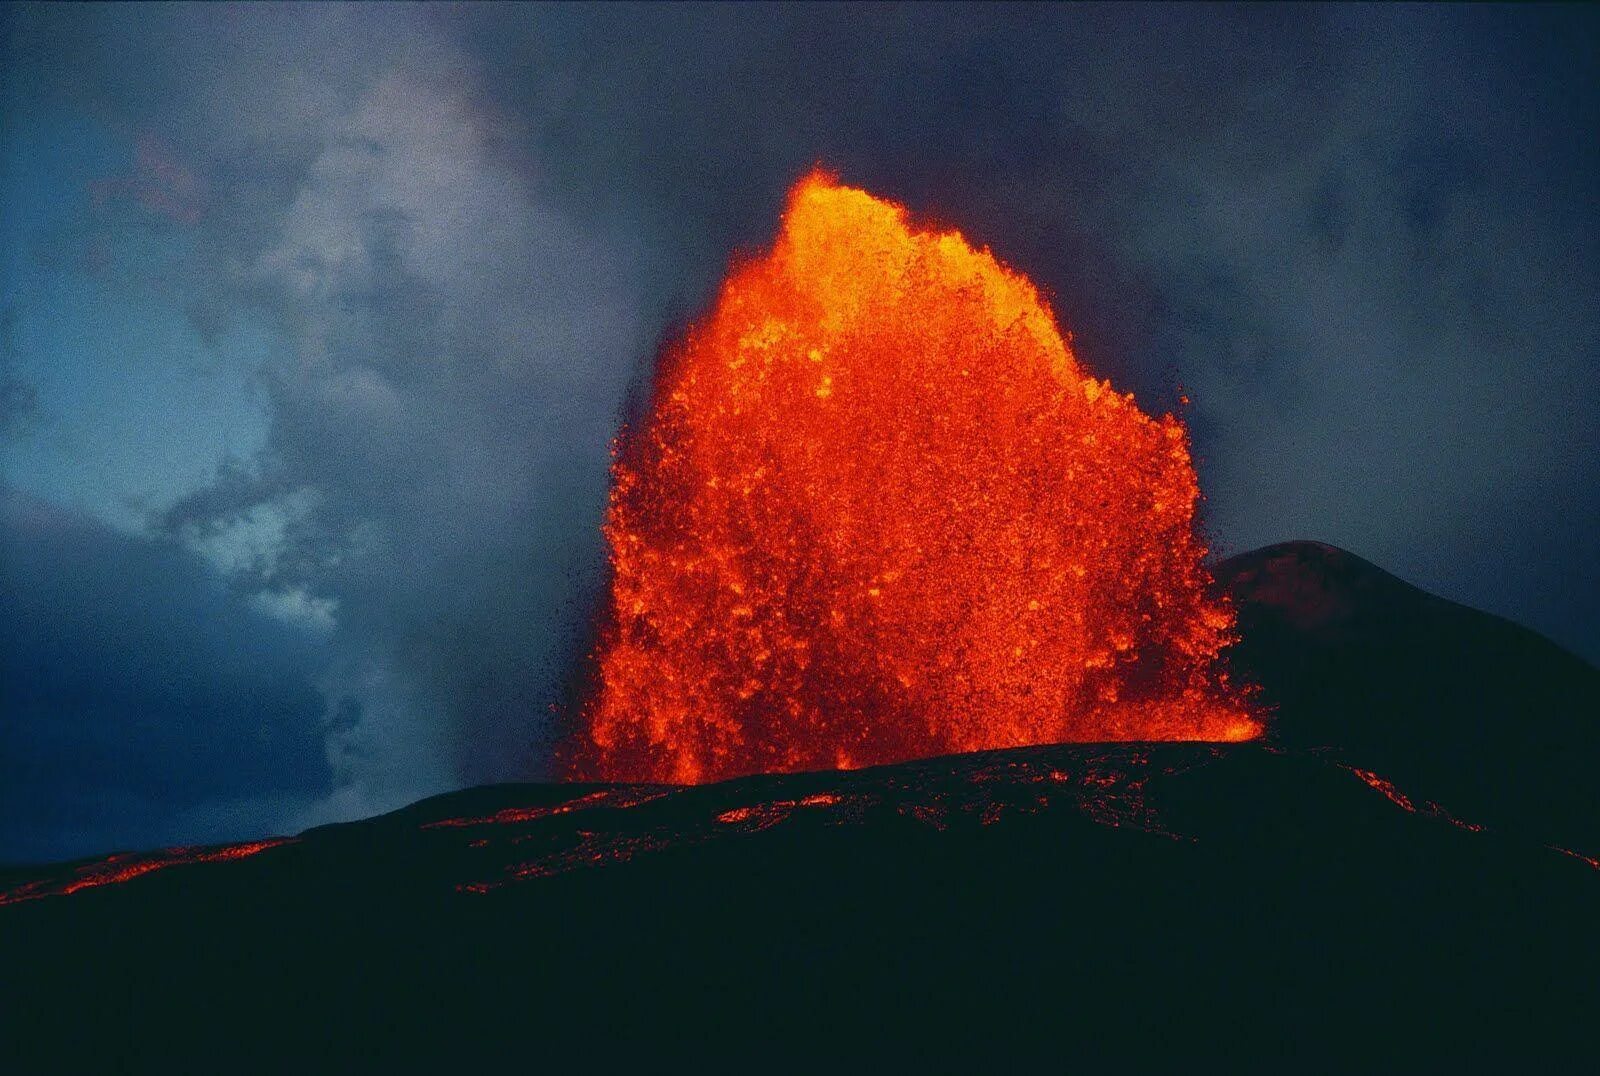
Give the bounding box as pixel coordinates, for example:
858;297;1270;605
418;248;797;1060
4;2;1595;850
144;10;650;820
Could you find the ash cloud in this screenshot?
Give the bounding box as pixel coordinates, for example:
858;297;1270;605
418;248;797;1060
4;3;1595;849
145;14;648;816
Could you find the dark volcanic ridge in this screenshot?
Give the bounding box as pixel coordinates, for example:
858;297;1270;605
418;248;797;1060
5;739;1598;1064
3;541;1597;1064
1219;540;1600;853
1;736;1594;912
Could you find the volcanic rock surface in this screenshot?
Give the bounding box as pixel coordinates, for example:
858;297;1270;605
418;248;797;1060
1219;541;1600;852
3;542;1596;1067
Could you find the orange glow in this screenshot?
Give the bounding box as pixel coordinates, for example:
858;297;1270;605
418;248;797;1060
421;788;669;829
0;838;297;907
1340;763;1491;835
570;171;1259;784
1550;846;1600;871
1345;766;1418;813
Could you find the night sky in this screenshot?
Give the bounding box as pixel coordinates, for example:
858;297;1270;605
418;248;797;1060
3;3;1596;863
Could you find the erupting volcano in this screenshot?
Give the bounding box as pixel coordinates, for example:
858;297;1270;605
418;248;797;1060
572;172;1259;784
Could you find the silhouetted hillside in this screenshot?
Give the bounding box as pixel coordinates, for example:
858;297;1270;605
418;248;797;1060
2;542;1596;1068
1217;540;1600;850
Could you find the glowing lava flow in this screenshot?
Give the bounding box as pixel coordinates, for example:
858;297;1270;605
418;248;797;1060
0;838;297;907
572;171;1258;784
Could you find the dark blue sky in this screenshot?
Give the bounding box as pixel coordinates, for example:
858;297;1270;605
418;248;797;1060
2;2;1596;862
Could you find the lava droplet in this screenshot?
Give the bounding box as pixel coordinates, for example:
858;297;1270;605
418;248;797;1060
569;171;1259;783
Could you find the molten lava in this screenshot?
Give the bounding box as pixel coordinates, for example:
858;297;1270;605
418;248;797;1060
573;171;1258;784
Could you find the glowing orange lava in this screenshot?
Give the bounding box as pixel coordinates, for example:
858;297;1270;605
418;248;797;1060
571;171;1259;784
0;838;297;907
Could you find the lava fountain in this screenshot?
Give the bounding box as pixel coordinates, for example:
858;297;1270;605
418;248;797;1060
570;171;1259;784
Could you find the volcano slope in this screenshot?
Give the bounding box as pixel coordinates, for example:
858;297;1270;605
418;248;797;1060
1218;541;1600;854
3;543;1597;1068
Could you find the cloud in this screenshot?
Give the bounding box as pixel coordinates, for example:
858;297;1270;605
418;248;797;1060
1100;9;1600;657
0;486;332;862
146;23;647;817
88;131;208;224
0;305;37;439
0;373;35;436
